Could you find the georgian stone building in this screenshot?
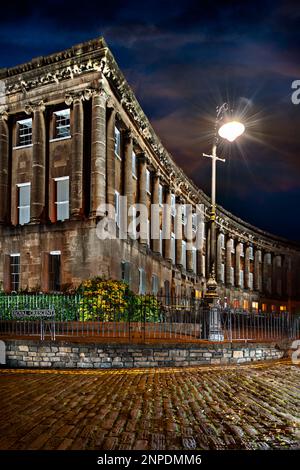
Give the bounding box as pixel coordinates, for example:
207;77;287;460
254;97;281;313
0;37;299;313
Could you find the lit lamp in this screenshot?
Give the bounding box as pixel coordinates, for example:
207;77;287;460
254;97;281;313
203;103;245;341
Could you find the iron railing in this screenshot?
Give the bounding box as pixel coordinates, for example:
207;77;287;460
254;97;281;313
0;293;299;342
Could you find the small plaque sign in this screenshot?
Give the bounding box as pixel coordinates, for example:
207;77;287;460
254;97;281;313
12;309;55;320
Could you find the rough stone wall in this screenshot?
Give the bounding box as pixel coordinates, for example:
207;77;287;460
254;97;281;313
4;339;284;369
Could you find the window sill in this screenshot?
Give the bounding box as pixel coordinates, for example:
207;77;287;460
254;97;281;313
115;154;122;161
132;174;137;180
49;136;72;143
13;144;33;150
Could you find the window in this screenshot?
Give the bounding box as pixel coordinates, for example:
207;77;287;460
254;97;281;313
159;229;163;255
230;266;235;284
158;184;163;206
233;299;240;309
17;119;32;147
114;126;121;158
132;151;137;178
181;240;187;269
139;268;146;295
10;254;20;292
55;177;69;221
152;275;159;295
202;255;206;277
192;247;197;274
192;213;197;232
249;272;253;290
181;204;186;225
147;219;150;246
121;261;131;285
49;251;61;292
220;263;225;282
171;233;176;264
280;305;287;312
262;303;267;312
54;109;70;139
249;246;254;260
252;301;259;311
170;194;176;216
114;191;120;227
17;183;30;225
243;300;249;310
220;233;225;249
146;169;151;194
239;270;244;288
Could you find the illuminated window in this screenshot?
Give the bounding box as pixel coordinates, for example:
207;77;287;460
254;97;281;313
54;109;70;139
17;118;32;146
252;301;259;311
262;303;267;312
271;305;277;312
280;305;287;312
243;300;249;310
233;299;240;309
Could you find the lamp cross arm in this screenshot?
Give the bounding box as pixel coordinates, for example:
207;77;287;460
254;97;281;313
202;153;226;163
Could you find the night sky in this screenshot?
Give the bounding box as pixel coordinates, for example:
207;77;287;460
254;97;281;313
1;1;300;241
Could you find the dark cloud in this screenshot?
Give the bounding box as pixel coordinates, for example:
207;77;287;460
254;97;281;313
0;0;300;240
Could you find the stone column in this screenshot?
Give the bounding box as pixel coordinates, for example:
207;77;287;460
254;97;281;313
244;244;251;289
26;101;46;223
186;204;193;272
90;89;107;216
175;198;182;267
273;255;282;296
106;106;116;208
70;95;84;218
235;241;242;287
138;153;147;245
226;237;233;286
216;231;223;283
254;248;262;291
152;172;160;254
0;110;9;223
164;188;172;261
124;129;134;213
263;252;272;295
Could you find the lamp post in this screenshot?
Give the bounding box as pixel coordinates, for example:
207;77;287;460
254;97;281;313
203;103;245;340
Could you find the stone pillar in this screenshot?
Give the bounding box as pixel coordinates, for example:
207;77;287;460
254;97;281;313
0;110;9;223
273;255;282;296
235;241;242;287
138;153;147;245
124;130;134;213
90;89;107;216
106;106;116;208
175;199;182;267
70;95;84;218
254;248;262;291
263;252;272;295
245;244;251;289
152;172;160;254
164;188;172;261
216;231;224;283
186;204;193;272
27;101;46;223
226;237;233;286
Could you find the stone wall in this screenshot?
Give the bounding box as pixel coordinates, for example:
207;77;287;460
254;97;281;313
3;339;284;369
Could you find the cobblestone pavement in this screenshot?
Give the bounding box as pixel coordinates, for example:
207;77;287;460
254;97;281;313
0;360;299;450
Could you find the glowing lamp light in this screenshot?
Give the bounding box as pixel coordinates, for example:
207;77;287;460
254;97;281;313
218;121;245;142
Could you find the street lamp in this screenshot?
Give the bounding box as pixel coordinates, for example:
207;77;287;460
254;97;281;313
203;103;245;340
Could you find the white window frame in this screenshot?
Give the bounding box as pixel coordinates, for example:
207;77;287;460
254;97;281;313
52;109;71;141
192;213;197;232
54;176;69;221
16;118;32;148
240;269;244;288
249;272;253;290
17;182;30;225
171;232;176;264
181;204;187;225
159;229;163;255
151;274;159;295
192;247;197;274
10;253;20;292
220;263;225;282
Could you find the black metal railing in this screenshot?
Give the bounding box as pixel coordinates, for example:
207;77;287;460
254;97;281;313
0;292;299;342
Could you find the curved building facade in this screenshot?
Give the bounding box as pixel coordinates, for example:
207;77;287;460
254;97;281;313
0;37;299;313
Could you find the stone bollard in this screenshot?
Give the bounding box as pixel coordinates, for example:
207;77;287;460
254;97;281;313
0;340;5;364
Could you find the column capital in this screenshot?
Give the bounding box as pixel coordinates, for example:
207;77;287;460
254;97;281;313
123;128;133;143
137;151;149;164
0;106;8;120
25;100;46;114
65;91;84;106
